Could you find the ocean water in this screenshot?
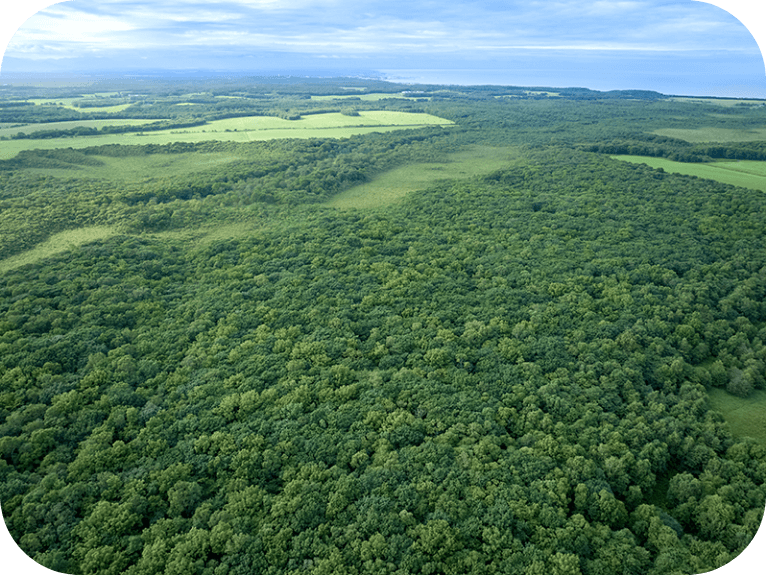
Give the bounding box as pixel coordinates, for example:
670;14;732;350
380;51;766;98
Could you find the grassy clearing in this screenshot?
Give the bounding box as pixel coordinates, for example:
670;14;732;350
0;223;261;272
496;91;560;98
26;97;85;110
707;387;766;446
326;145;524;209
78;103;133;114
24;96;129;113
0;226;117;273
652;127;766;142
0;222;259;273
610;155;766;192
0;111;453;159
176;111;452;131
25;152;241;182
149;223;262;247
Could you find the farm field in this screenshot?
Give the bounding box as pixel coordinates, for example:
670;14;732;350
610;155;766;192
0;111;453;159
707;387;766;446
327;145;524;209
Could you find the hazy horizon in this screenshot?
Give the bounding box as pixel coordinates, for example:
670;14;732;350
1;1;765;98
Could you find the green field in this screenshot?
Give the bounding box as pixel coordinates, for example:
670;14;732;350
707;387;766;446
0;221;264;273
610;155;766;192
148;222;264;248
25;96;130;113
0;111;453;159
76;103;133;114
326;145;524;209
9;145;523;270
191;111;451;131
652;126;766;142
24;151;241;181
495;91;560;98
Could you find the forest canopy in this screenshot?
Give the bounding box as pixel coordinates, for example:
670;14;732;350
1;77;766;575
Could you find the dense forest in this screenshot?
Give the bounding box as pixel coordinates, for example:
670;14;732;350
1;77;766;575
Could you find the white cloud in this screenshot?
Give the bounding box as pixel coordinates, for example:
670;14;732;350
3;0;761;63
0;5;764;118
13;5;129;32
8;7;140;56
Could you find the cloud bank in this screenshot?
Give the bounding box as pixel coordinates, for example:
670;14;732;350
0;2;765;97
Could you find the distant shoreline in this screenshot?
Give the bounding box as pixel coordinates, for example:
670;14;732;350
2;68;766;99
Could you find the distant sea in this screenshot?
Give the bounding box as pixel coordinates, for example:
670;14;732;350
380;60;766;99
2;60;764;100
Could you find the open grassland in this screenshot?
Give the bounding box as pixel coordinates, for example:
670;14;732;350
26;97;90;109
652;127;766;142
0;111;453;159
0;118;159;139
186;111;452;131
0;226;117;273
26;96;131;113
25;151;240;181
610;155;766;192
148;222;264;248
326;145;524;209
496;91;560;98
77;103;133;114
0;223;267;273
3;146;517;268
707;387;766;446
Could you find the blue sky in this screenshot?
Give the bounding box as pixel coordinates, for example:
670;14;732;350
0;0;765;97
